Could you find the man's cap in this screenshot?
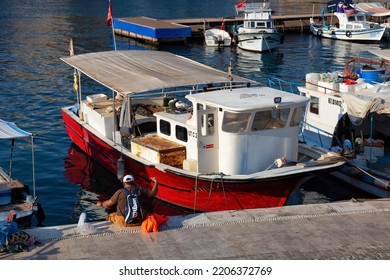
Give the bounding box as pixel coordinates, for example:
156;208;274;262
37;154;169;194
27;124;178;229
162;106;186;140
123;175;134;183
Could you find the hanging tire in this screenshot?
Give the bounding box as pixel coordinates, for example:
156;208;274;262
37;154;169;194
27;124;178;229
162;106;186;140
317;29;323;37
346;31;352;38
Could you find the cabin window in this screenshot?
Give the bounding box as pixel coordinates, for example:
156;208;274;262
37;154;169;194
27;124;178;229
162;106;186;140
251;108;289;131
222;111;250;133
348;17;356;22
175;125;188;142
256;22;266;28
222;112;251;133
267;22;272;28
160;119;171;136
249;21;256;28
200;113;215;136
309;96;319;115
357;16;365;21
290;107;303;127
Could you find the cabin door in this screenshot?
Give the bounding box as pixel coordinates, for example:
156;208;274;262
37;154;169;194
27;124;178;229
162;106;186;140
197;108;219;173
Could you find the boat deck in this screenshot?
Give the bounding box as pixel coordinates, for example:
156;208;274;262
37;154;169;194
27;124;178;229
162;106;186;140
2;198;390;260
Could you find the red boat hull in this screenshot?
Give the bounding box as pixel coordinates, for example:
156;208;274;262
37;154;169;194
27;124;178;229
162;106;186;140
62;108;307;212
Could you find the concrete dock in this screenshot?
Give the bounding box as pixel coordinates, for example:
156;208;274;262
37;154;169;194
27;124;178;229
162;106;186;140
1;198;390;260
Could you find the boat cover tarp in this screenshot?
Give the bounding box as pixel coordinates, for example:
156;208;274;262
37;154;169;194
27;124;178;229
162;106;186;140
341;89;390;125
61;50;250;96
0;119;32;140
355;2;390;17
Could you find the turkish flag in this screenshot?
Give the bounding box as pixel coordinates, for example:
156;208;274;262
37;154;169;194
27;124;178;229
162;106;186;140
106;0;113;27
220;20;225;30
237;0;246;8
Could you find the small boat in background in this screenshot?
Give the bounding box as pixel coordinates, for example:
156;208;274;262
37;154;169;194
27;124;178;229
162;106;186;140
203;20;231;47
310;4;386;42
0;120;44;228
233;0;284;53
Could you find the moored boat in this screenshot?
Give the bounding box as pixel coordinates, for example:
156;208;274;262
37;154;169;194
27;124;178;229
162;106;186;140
310;4;386;42
61;49;345;212
298;50;390;198
233;0;284;53
203;20;231;47
0;120;44;228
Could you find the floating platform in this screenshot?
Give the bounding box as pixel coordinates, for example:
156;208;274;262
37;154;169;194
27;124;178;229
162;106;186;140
112;13;333;45
113;17;192;44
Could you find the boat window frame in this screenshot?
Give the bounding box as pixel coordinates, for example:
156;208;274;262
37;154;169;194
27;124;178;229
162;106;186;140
159;119;171;136
309;96;319;115
289;107;303;127
222;111;251;133
251;108;290;131
175;125;188;142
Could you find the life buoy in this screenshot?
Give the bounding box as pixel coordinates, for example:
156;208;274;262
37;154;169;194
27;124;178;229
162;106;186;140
317;29;323;37
346;30;352;38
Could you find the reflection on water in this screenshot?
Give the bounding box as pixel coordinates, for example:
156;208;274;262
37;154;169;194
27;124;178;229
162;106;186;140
64;144;191;222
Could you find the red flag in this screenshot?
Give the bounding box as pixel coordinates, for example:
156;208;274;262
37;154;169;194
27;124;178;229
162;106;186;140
106;0;113;27
220;20;225;30
237;0;246;8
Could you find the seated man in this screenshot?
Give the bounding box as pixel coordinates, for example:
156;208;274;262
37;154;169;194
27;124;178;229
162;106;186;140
96;175;158;227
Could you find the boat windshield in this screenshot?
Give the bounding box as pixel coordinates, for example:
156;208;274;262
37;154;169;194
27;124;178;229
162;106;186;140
222;111;251;133
251;108;290;131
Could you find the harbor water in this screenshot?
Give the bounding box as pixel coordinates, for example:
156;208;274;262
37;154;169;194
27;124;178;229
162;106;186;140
0;0;382;227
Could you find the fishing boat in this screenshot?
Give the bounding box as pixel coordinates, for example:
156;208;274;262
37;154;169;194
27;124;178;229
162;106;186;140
61;49;345;212
0;119;44;228
310;4;386;42
203;20;231;47
233;0;284;53
298;49;390;198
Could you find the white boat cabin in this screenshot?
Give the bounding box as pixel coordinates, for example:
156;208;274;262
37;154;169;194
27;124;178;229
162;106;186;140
332;11;378;31
236;2;275;32
151;87;307;175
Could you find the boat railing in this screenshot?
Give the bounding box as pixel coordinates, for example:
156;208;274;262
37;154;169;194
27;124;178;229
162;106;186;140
268;78;302;95
299;120;342;149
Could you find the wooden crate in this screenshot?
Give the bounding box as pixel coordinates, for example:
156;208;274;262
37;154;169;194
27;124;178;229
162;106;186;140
131;135;186;168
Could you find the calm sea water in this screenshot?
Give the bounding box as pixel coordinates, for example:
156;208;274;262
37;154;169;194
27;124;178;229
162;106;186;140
0;0;381;227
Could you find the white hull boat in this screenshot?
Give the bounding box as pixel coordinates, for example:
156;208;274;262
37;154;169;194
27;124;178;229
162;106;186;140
234;1;283;53
297;49;390;198
204;28;231;47
310;7;385;42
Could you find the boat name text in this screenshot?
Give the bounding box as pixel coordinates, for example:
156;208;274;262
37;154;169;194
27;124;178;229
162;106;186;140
328;97;342;107
240;93;265;99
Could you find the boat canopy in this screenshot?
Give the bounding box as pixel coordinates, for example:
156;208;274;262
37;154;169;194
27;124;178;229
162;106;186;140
355;2;390;17
0;119;32;140
61;50;250;96
342;89;390;125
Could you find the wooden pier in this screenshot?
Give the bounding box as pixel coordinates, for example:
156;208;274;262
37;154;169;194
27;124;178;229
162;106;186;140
113;13;328;45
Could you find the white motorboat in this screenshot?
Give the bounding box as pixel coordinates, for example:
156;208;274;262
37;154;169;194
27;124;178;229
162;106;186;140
310;5;386;42
203;19;231;47
233;1;284;53
204;28;231;47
